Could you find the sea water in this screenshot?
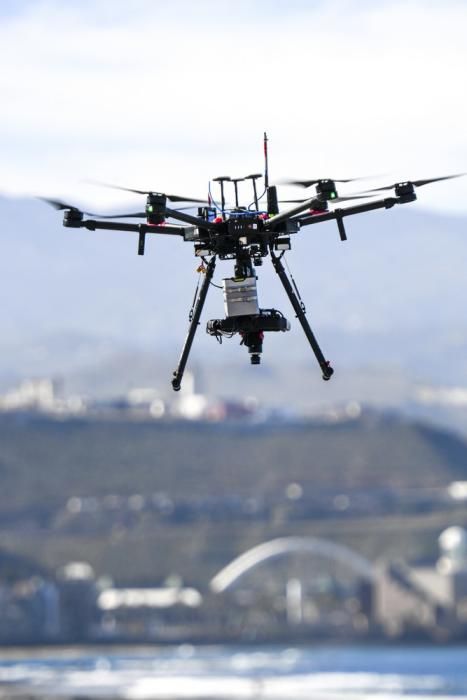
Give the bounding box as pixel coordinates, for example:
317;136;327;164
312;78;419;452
0;644;466;699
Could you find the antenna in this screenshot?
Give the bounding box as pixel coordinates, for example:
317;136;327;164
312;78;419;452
245;173;262;211
213;176;231;218
263;132;278;215
264;131;269;189
231;178;244;208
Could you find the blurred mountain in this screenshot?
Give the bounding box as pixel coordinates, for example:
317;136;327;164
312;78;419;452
1;410;467;583
2;410;467;513
1;194;467;401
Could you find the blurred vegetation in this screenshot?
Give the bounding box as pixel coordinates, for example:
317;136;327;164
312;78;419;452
1;412;467;585
1;413;467;511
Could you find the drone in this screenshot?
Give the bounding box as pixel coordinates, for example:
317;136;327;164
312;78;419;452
43;134;463;392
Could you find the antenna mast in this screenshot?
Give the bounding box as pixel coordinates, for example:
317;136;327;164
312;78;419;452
264;131;269;189
264;131;279;215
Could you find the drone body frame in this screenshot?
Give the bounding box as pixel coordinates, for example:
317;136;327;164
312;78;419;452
46;135;460;392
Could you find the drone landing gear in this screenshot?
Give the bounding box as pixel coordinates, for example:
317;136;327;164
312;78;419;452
172;256;217;392
270;250;334;381
171;249;333;392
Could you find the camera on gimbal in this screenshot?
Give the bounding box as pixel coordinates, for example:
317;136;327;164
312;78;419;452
206;275;290;364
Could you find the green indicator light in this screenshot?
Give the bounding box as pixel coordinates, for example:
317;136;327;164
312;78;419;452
330;192;337;199
147;205;153;212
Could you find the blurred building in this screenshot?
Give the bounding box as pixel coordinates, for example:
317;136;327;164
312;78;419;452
376;526;467;639
0;378;84;415
96;584;203;640
3;530;467;643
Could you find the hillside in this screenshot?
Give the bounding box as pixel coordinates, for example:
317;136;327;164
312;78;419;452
2;411;467;584
1;411;467;514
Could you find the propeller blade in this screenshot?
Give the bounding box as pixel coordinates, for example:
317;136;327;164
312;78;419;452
91;212;147;219
41;195;205;220
412;173;465;188
279;194;372;204
40;198;149;219
101;184;147;195
95;205;204;218
167;193;208;203
177;205;204;210
87;180;208;204
40;197;79;211
284;177;362;188
40;198;97;216
363;173;465;193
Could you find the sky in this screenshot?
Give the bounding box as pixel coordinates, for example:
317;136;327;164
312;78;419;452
1;0;467;213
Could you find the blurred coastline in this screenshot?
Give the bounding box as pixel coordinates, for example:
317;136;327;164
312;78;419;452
1;644;467;700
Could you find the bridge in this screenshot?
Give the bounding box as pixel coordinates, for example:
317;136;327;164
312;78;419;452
210;536;375;593
209;536;376;630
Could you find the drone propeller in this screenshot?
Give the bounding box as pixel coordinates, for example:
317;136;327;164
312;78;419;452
362;173;465;193
284;177;363;188
92;204;201;219
40;197;202;221
86;211;147;219
279;193;372;204
40;197;108;217
88;180;208;204
41;197;80;211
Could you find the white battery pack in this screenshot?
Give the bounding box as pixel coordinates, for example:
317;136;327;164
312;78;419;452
223;277;259;317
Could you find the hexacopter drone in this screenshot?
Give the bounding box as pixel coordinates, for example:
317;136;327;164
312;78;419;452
43;134;463;391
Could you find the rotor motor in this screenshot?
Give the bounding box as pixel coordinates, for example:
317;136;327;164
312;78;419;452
145;193;167;225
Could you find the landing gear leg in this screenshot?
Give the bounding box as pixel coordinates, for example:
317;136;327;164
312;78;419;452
270;250;334;380
172;256;217;391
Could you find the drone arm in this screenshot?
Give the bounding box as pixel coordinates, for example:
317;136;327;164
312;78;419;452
164;206;217;231
84;220;186;234
65;217;188;256
263;197;323;229
64;217;187;236
76;219;139;233
295;195;406;228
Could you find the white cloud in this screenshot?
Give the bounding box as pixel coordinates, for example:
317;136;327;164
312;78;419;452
1;0;467;212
